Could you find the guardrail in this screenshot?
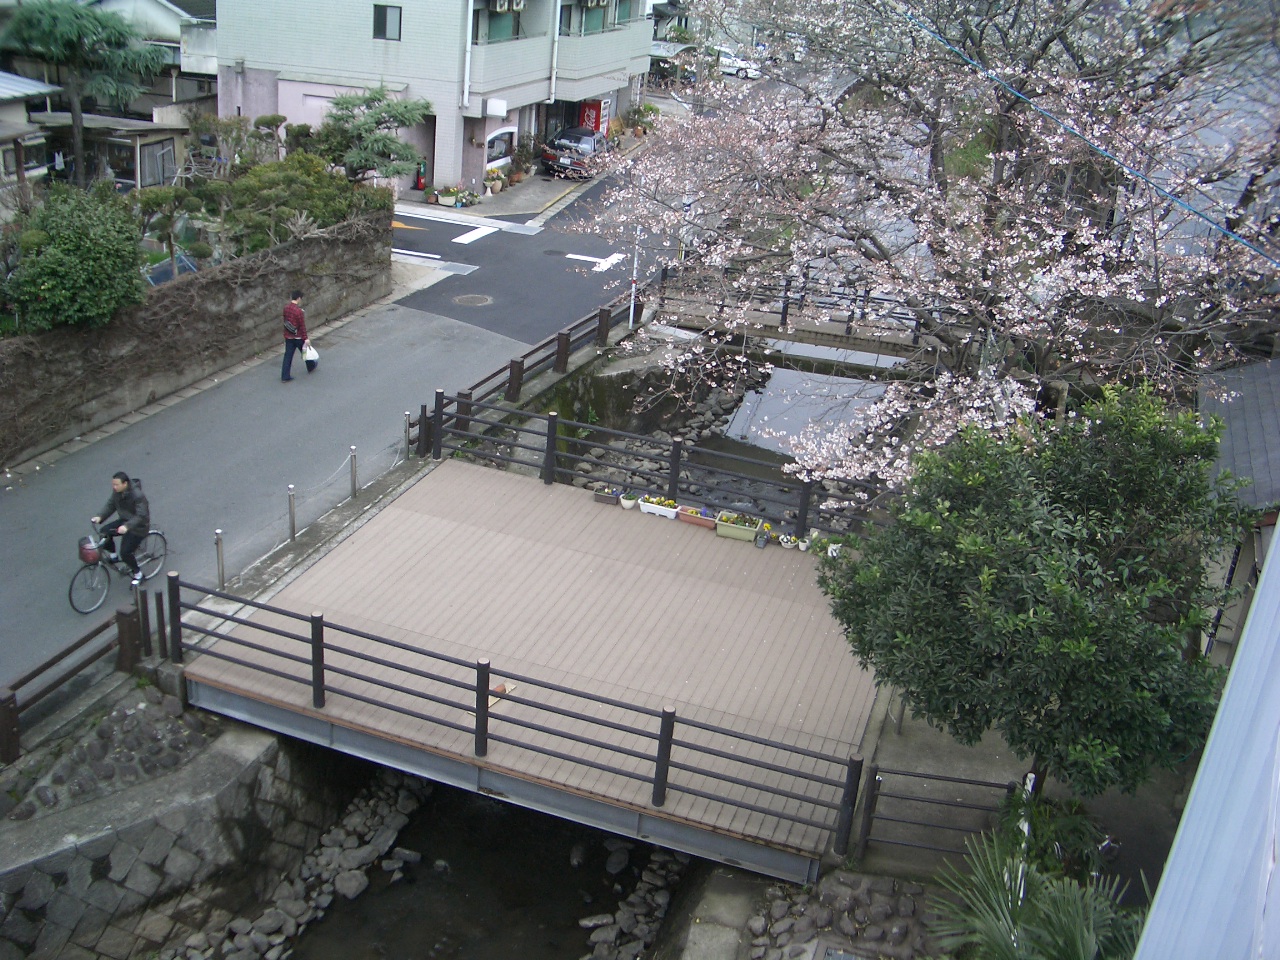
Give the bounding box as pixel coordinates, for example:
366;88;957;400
164;573;865;855
0;591;165;762
412;391;876;537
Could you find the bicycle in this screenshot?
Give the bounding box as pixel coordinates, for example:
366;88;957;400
68;524;168;614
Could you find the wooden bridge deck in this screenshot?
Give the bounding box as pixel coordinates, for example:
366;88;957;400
181;460;880;874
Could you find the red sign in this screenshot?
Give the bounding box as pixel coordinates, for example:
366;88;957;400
579;100;603;131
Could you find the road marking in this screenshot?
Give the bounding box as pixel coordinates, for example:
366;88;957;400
391;219;430;231
566;252;626;272
453;226;498;245
392;248;441;260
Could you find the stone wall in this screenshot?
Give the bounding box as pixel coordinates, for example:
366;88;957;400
0;727;368;960
0;213;392;469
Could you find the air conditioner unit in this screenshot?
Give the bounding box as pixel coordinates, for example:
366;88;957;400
510;0;525;10
489;0;509;12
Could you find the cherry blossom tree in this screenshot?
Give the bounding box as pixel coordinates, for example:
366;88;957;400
589;0;1279;493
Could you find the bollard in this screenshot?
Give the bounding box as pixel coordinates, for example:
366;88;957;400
288;484;297;541
215;529;225;590
349;446;358;499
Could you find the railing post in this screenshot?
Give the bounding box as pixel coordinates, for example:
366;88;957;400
554;331;571;373
432;389;445;461
504;358;525;402
854;764;881;860
780;275;791;329
417;403;431;458
457;389;473;436
137;591;153;659
0;688;18;764
288;484;297;541
310;612;325;709
152;591;165;659
667;438;683;501
116;605;141;674
349;446;358;499
166;572;183;664
475;659;490;757
542;412;559;485
833;754;863;856
595;306;610;348
214;529;225;590
404;411;412;458
796;480;812;538
652;706;676;807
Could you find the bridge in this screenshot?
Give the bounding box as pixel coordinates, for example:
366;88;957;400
165;459;880;882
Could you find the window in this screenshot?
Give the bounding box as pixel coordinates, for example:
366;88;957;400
487;11;517;41
139;139;177;188
374;4;402;40
616;0;632;19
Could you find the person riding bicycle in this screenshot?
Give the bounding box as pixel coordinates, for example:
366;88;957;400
91;471;150;585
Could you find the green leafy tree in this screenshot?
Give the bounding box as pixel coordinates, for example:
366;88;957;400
5;184;144;330
818;386;1251;796
1;0;166;188
929;834;1144;960
312;86;432;183
138;185;204;280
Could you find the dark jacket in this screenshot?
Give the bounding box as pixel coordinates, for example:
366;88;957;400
283;301;308;341
100;483;150;536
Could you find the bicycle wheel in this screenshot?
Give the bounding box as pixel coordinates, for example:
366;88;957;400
69;563;110;614
136;530;168;581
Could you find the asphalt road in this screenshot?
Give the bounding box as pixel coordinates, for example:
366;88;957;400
1;186;649;685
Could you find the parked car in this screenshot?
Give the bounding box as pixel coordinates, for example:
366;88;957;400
712;46;762;80
540;126;611;178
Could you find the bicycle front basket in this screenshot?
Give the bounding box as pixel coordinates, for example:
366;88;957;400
79;536;100;564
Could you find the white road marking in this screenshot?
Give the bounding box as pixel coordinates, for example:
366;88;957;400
566;252;626;272
392;248;441;260
453;226;499;245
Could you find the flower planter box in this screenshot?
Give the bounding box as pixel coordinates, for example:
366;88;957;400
639;500;679;519
716;511;763;541
677;506;716;529
593;491;621;505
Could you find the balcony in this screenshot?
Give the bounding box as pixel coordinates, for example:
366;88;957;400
555;17;650;82
468;32;553;97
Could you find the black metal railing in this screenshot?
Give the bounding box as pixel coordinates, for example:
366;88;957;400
165;573;864;854
414;390;876;537
855;763;1017;858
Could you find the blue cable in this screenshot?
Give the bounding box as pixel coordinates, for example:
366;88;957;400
893;4;1280;271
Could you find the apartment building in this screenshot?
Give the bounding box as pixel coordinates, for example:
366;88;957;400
216;0;651;192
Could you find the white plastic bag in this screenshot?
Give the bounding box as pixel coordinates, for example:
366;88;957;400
302;343;319;362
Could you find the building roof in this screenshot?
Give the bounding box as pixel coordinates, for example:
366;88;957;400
0;119;43;141
28;112;188;134
1202;359;1280;510
0;72;60;104
651;40;697;59
167;0;216;20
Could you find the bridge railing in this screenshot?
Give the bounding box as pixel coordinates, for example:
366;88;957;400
165;573;864;855
415;390;877;538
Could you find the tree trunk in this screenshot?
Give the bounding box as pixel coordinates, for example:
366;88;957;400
66;72;87;189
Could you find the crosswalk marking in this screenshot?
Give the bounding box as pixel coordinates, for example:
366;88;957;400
453;226;499;245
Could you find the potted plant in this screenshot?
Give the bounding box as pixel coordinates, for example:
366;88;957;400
677;505;716;529
715;510;763;542
639;494;679;519
593;486;622;505
620;491;640;510
779;534;798;549
797;536;811;552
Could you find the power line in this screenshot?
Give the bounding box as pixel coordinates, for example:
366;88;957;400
888;0;1280;271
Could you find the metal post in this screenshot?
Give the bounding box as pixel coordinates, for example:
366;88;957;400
166;572;184;664
854;765;881;860
595;306;610;348
310;612;325;708
780;275;791;329
432;389;446;461
288;485;297;541
152;591;165;660
652;706;676;807
349;446;358;499
833;755;864;855
475;659;490;757
542;412;559;485
0;688;18;764
137;590;153;659
404;411;412;458
115;605;141;674
214;529;225;590
894;691;907;735
505;358;525;402
796;480;812;538
667;438;683;501
554;332;571;373
417;403;431;458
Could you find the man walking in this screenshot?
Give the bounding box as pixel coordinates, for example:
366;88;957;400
281;290;311;382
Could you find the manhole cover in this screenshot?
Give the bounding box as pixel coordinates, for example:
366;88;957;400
453;294;494;307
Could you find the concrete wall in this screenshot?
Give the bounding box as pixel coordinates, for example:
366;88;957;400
0;213;392;470
0;730;366;960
